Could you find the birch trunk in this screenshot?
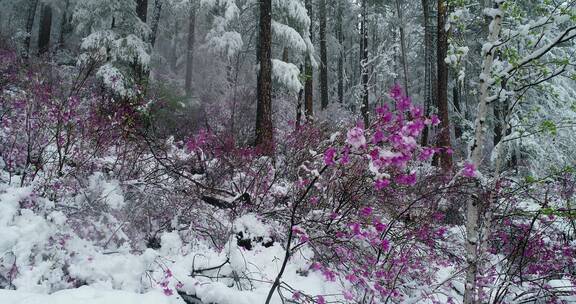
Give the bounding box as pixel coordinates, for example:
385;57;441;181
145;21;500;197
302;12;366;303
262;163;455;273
360;0;369;127
464;1;505;303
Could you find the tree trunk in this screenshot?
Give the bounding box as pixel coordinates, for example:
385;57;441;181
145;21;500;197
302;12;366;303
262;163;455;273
454;84;463;139
337;0;344;104
135;0;151;89
170;20;179;72
136;0;148;23
436;0;453;172
319;0;329;110
37;4;52;54
493;87;515;170
304;57;314;122
296;73;303;129
421;0;431;146
185;5;197;98
150;0;163;47
59;0;71;48
360;0;369;127
395;0;410;96
255;0;273;147
371;15;379;99
304;0;314;122
25;0;39;55
282;47;289;62
464;2;504;303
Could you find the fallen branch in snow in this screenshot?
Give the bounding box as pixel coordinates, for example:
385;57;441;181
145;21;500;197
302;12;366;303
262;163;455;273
201;192;251;210
191;258;230;275
177;290;206;304
201;195;234;209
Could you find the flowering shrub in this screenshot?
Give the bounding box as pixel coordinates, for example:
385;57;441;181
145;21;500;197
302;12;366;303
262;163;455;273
0;47;575;303
254;85;458;303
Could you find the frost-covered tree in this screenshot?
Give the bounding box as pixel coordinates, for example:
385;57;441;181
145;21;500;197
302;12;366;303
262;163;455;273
73;0;151;97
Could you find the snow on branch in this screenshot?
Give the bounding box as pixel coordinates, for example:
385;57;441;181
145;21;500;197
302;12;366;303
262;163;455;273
272;59;302;93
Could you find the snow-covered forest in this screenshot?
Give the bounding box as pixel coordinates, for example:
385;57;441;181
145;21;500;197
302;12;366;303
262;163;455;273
0;0;575;303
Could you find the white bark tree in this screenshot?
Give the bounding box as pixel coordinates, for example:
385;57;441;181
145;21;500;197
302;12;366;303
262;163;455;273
464;1;504;303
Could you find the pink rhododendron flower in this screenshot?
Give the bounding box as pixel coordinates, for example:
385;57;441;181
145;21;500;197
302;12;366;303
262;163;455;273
419;147;435;160
340;146;350;164
433;212;445;222
360;206;373;217
435;227;448;238
343;290;354;300
292;291;301;300
310;262;322;271
310;196;319;205
397;96;412;112
369;148;380;161
381;111;394;123
391;154;410;168
381;239;390;251
389;84;403;100
322;269;336;281
317;295;326;304
350;222;361;235
375;104;389;116
410;105;423;118
374;222;387;232
185;129;209;152
292;226;304;234
389;134;403;147
404;120;425;137
345;273;358;283
463;162;477;178
372;129;385;144
323;147;337;166
346;127;366;149
375;178;390;190
396;173;417;185
163;288;173;296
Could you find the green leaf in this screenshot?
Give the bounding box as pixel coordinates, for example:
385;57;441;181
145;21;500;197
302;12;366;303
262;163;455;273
541;207;554;216
570;101;576;112
525;175;537;183
540;120;557;135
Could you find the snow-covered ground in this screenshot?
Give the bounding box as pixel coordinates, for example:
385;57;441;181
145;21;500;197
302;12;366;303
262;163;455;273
0;182;343;304
0;287;184;304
